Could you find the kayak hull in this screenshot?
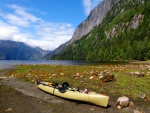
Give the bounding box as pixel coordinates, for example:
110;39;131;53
36;82;109;107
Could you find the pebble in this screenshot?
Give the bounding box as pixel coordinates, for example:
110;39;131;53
129;101;134;106
52;74;56;77
99;76;103;79
90;107;94;111
5;108;13;112
76;73;80;76
138;93;146;99
89;76;94;80
80;81;84;83
39;101;42;104
134;110;142;113
117;105;122;109
60;73;64;76
0;77;7;79
49;77;52;79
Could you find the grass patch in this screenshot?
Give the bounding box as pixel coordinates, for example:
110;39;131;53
7;63;150;99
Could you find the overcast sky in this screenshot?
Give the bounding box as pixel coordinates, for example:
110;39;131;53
0;0;102;50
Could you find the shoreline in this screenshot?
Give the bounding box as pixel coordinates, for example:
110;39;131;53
0;60;149;70
1;69;150;113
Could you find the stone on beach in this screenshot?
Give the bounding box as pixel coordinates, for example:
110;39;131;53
99;73;116;82
130;72;145;77
89;76;94;79
116;96;129;109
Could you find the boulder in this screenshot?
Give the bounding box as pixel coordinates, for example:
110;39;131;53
130;72;145;77
100;74;116;83
116;96;129;109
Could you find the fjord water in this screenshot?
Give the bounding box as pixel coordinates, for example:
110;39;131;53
0;60;127;69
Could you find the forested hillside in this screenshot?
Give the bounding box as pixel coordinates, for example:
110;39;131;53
51;0;150;61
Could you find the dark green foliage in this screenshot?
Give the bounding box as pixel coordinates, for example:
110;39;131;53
52;0;150;61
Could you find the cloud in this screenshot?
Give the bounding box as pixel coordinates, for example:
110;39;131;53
0;20;19;40
83;0;103;16
0;4;75;50
8;4;42;25
32;22;74;50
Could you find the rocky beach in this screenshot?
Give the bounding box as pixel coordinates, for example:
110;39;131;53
0;62;150;113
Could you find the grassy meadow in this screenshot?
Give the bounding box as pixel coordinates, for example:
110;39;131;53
6;62;150;99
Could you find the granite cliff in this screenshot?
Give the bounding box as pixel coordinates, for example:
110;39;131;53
46;0;150;61
45;0;113;59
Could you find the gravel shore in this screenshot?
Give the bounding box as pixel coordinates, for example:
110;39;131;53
0;71;150;113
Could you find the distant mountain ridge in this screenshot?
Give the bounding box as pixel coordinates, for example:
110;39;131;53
0;40;50;60
49;0;150;61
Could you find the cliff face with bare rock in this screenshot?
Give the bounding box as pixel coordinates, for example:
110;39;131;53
69;0;112;44
46;0;150;61
44;0;113;59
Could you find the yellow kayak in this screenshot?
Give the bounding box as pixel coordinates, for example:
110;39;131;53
36;81;109;107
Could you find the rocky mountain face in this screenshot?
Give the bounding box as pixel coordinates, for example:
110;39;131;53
45;0;113;59
49;0;150;61
69;0;112;44
0;40;50;60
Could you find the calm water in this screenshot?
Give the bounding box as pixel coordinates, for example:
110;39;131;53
0;60;127;69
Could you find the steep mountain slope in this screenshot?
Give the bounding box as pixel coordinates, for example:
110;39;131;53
45;0;113;59
50;0;150;61
0;40;50;60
